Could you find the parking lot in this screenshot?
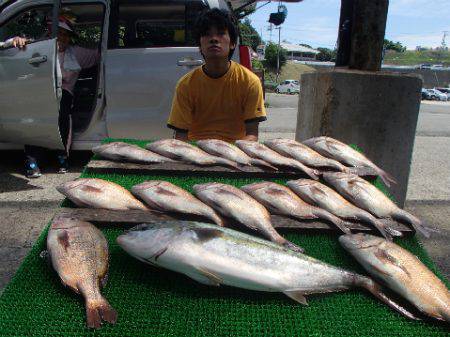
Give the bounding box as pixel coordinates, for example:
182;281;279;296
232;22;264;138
0;94;449;292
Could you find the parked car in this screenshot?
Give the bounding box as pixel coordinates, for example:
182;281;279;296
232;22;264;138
427;89;448;101
275;80;300;94
435;87;450;100
421;88;432;100
0;0;255;150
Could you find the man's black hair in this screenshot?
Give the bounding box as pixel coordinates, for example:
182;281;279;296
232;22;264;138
194;8;239;60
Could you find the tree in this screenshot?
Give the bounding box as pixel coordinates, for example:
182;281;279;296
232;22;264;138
299;43;312;48
384;39;406;52
263;42;287;70
316;47;336;62
239;18;262;50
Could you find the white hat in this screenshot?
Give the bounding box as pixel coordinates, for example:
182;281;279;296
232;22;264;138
58;20;74;33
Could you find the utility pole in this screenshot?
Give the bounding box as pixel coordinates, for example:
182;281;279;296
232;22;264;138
267;24;273;42
276;26;281;82
441;31;449;50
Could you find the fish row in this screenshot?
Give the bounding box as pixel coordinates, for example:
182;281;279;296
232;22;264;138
57;173;429;253
46;216;450;330
93;137;396;186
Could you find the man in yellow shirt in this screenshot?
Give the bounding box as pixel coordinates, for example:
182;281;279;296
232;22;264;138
167;8;266;143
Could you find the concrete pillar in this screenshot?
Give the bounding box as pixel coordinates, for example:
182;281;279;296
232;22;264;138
296;69;422;207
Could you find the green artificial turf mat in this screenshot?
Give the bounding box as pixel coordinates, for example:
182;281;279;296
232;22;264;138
0;139;448;336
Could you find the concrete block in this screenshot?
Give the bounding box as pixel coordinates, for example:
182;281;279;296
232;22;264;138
296;69;422;207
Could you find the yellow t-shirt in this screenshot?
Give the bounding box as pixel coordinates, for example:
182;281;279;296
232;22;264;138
167;61;266;142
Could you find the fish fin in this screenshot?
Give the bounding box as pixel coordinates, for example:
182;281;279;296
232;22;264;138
361;278;422;320
374;249;411;278
86;298;118;329
310;185;329;198
150;247;168;261
283;291;308;305
80;185;103;193
188;267;223;286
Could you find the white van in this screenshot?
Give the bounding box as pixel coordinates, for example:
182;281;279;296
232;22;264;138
0;0;256;150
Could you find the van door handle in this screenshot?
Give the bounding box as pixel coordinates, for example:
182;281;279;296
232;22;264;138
177;59;204;67
28;55;47;65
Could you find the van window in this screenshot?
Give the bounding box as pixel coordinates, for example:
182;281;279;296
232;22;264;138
0;6;52;43
111;0;207;48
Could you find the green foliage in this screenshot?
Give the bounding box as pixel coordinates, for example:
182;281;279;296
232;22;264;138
263;42;287;70
74;25;101;47
316;47;336;62
238;18;262;50
383;49;450;66
251;59;263;70
384;39;406;53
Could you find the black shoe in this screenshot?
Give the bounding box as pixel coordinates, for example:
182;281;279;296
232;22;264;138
25;162;41;178
57;155;69;174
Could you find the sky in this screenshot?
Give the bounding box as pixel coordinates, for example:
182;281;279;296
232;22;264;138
247;0;450;50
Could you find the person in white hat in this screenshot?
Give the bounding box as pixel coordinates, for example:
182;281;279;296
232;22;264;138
4;16;100;178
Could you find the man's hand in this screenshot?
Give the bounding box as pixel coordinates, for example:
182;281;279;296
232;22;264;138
243;121;259;141
12;37;28;49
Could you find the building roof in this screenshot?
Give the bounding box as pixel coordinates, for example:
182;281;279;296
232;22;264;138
280;43;320;54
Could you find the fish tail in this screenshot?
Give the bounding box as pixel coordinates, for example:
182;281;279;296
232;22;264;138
293;161;320;180
250;158;279;171
357;277;422;320
218;158;244;171
209;212;225;227
86;297;118;329
269;228;305;253
394;209;431;238
282;240;305;253
358;213;402;240
375;167;397;188
327;159;349;172
313;208;351;234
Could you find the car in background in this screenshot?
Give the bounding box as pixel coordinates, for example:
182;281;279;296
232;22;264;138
435;87;450;100
421;88;432;100
427;89;448;101
275;80;300;94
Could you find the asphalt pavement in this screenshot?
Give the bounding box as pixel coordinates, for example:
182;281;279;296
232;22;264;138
0;95;449;293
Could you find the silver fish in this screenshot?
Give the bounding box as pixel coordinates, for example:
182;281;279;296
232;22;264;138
340;233;450;322
117;221;417;320
146;139;241;170
264;138;348;172
234;140;319;179
131;180;223;226
192;182;304;252
57;178;148;211
303;136;396;187
47;217;117;329
322;172;430;237
287;179;402;240
92;142;174;163
197;139;277;170
241;181;351;234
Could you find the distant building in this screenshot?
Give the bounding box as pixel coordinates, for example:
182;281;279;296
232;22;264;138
280;43;319;61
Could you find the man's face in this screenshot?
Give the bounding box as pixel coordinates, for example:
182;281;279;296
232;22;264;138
57;29;71;52
199;26;235;61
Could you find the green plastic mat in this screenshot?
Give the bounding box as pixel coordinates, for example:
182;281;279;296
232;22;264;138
0;139;448;336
